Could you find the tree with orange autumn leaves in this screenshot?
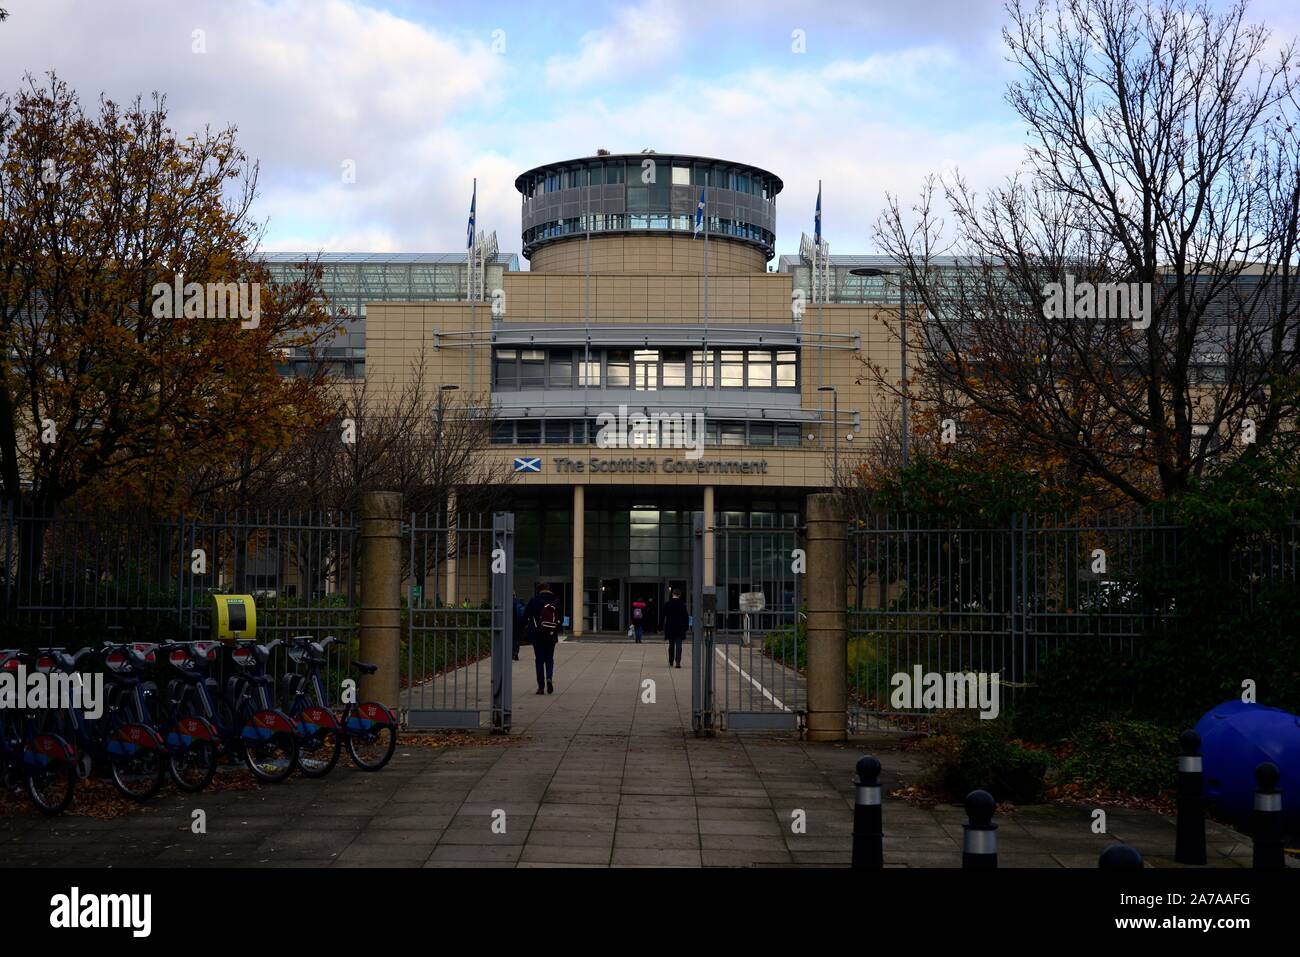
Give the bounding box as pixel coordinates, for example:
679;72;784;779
0;74;335;522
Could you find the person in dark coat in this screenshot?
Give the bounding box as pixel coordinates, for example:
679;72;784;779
523;583;562;694
662;588;689;669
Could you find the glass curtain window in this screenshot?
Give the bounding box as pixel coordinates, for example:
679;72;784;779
748;350;772;388
578;358;601;386
776;350;797;388
607;350;631;387
549;350;574;388
519;349;546;388
720;350;744;387
691;349;714;387
494;349;518;388
662;349;687;387
634;349;659;390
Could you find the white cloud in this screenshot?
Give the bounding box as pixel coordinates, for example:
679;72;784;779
544;0;684;89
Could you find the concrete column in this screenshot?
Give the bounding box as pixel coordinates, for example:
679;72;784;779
805;492;847;742
702;485;715;588
445;489;457;606
359;490;403;710
572;484;585;637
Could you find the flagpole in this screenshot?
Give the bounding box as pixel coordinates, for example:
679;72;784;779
816;178;824;412
469;177;476;396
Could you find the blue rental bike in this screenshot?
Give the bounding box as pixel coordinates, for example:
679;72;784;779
158;640;299;783
39;646;167;801
108;641;220;793
0;649;78;814
283;636;397;772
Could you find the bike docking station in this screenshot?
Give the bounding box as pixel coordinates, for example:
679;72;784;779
210;594;257;641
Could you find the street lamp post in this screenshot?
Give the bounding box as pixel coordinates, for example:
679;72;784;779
850;267;908;468
818;385;838;485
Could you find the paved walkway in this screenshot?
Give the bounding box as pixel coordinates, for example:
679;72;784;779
0;640;1272;867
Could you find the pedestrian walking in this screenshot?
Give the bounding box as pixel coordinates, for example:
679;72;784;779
662;588;688;669
631;598;646;643
524;582;562;695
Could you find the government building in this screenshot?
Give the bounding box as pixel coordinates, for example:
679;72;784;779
267;152;906;635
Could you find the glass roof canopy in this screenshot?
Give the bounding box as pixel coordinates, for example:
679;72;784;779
260;252;520;369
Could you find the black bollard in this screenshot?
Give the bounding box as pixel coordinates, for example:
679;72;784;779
1252;762;1285;870
852;755;883;869
962;790;998;869
1175;730;1207;865
1099;843;1144;869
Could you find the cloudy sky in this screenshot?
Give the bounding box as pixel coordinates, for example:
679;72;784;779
2;0;1297;263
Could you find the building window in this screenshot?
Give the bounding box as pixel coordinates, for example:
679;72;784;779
672;165;691;186
607;350;631;388
720;422;746;447
777;424;801;447
662;349;687;387
519;349;546;389
748;350;772;388
692;349;714;387
491;421;513;444
516;420;541;444
545;420;571;444
749;422;774;446
549;349;574;388
494;348;517;389
634;349;659;391
776;350;797;388
720;350;745;387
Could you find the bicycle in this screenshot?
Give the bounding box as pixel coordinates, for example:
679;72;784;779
159;639;299;783
112;641;220;793
0;650;77;815
283;636;397;771
38;646;167;802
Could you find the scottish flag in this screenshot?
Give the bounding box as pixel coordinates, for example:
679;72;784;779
814;182;822;247
466;184;476;249
693;186;705;238
513;456;541;473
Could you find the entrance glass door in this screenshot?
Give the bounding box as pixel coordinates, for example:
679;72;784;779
628;580;663;634
599;578;621;631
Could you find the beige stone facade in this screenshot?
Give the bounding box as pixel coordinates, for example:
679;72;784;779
363;187;903;635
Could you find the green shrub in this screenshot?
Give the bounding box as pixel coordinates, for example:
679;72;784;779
1055;720;1177;796
926;720;1050;804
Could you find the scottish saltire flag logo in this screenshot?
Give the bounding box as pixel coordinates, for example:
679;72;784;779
814;183;822;247
466;185;476;249
513;456;541;473
693;186;705;237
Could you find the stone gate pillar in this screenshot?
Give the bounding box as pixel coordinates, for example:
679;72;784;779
805;492;847;742
359;490;403;709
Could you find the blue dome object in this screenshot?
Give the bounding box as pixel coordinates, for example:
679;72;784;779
1194;701;1300;829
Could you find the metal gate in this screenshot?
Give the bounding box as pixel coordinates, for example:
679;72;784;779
691;516;802;733
404;512;513;732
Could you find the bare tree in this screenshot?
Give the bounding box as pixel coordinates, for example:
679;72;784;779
871;0;1300;505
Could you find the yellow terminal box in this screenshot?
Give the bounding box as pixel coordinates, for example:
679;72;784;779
211;594;257;641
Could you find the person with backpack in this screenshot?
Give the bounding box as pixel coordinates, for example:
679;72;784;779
662;588;689;669
524;582;562;695
631;598;647;643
